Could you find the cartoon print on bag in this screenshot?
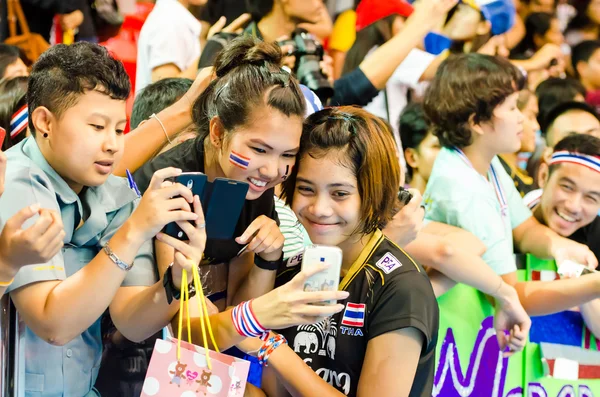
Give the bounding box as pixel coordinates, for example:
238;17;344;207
196;369;213;395
230;378;243;395
185;369;199;386
169;362;188;387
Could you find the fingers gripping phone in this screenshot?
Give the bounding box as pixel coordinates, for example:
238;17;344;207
301;245;343;305
164;173;208;240
398;187;413;206
163;174;249;241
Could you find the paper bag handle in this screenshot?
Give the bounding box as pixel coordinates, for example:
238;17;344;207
176;266;220;369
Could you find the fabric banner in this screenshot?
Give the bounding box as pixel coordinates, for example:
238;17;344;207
434;257;600;397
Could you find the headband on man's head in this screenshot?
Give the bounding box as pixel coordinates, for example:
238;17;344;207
10;104;28;139
548;150;600;173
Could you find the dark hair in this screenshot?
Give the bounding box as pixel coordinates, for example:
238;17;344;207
28;42;130;136
281;106;401;235
535;77;587;125
342;15;396;76
0;76;28;150
571;40;600;78
566;0;596;34
549;133;600;175
192;36;305;145
0;44;22;80
245;0;274;21
512;12;555;55
399;103;431;180
131;78;193;129
542;100;600;137
423;53;524;148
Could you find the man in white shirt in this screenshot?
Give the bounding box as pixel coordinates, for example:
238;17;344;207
135;0;203;94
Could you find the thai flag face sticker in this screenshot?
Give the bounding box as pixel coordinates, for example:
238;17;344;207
229;150;250;170
341;302;365;327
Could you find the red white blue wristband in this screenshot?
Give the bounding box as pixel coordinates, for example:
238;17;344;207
231;300;269;340
258;334;287;366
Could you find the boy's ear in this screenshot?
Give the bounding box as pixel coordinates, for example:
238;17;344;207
468;113;485;137
404;148;419;170
538;162;550;188
30;107;54;138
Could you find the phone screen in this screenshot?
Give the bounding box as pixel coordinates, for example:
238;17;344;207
204;178;249;240
301;245;343;305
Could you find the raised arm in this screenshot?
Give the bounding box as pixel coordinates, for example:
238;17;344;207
114;68;215;176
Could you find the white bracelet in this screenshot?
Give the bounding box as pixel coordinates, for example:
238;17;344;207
150;113;172;144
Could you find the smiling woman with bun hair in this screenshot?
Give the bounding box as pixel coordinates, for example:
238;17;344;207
133;35;307;314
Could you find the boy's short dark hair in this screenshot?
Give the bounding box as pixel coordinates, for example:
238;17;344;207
130;78;193;129
423;53;524;149
571;40;600;78
536;77;587;126
0;44;22;79
28;42;130;136
550;133;600;175
541;100;600;137
245;0;273;21
399;103;431;179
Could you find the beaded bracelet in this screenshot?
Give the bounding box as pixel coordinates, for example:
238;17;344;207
231;300;269;340
257;334;287;366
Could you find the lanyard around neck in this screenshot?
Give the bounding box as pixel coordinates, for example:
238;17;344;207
453;147;508;216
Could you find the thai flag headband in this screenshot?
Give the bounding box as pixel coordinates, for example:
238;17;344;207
10;104;28;138
548;151;600;174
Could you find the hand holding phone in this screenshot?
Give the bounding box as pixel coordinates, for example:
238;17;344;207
301;245;343;305
164;173;207;240
398;187;413;207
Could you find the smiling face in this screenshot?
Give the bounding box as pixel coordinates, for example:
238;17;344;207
292;150;362;248
539;162;600;236
36;90;127;193
216;105;303;200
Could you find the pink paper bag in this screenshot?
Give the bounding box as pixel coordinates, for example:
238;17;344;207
141;337;250;397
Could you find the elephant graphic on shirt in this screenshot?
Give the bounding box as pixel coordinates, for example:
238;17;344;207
294;331;319;354
326;336;336;360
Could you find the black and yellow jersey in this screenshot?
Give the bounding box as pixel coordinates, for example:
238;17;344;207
498;155;535;197
276;230;439;397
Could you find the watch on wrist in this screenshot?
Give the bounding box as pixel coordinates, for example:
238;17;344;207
163;264;197;304
254;254;283;271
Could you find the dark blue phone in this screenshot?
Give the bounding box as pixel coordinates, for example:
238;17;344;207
204;178;249;240
164;173;208;240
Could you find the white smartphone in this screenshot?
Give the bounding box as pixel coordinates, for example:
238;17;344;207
301;245;343;305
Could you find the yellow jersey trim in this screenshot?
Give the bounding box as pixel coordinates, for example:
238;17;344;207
340;230;384;290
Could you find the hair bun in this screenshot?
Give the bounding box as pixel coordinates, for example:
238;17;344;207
214;36;282;78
